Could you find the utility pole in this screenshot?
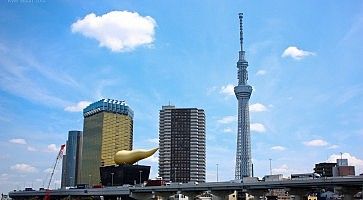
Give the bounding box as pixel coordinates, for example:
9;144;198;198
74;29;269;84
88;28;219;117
216;164;219;182
88;174;92;187
111;173;114;186
139;170;142;185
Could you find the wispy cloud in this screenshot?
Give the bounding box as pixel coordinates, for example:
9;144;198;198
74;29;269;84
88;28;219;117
328;144;339;149
45;144;59;153
64;100;91;112
281;46;315;60
223;128;233;133
9;138;27;145
43;168;59;174
219;84;235;96
271;146;286;151
0;43;74;108
303;139;328;147
340;15;363;43
256;70;267;76
272;164;298;177
147;138;159;144
72;11;157;52
10;163;37;173
250;123;266;133
27;146;38;152
143;154;158;163
336;84;363;105
249;103;267;112
217;115;236;124
206;86;218;95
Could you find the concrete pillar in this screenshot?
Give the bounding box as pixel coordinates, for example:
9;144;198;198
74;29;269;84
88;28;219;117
183;191;201;200
211;191;233;200
248;190;267;200
287;189;309;200
154;192;175;200
335;186;360;200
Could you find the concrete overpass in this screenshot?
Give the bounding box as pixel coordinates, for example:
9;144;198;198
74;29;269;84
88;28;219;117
9;176;363;200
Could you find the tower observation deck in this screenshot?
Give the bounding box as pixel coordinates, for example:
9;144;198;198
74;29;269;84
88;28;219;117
234;13;253;179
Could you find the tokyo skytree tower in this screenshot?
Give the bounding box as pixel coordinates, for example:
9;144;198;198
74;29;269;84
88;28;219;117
234;13;253;179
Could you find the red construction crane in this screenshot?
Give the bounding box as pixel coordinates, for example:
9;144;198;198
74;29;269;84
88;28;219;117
44;144;65;200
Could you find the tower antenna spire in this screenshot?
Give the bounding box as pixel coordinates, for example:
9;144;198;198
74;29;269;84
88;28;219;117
239;13;243;52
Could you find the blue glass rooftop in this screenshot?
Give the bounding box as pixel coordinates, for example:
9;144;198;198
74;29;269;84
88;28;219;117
83;99;134;118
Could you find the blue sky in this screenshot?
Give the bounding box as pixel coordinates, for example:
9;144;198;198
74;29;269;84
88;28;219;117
1;0;363;194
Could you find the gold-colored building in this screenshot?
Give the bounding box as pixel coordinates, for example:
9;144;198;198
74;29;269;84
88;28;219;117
78;99;133;186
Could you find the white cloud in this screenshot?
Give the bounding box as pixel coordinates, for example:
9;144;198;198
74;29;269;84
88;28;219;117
219;84;235;96
250;123;266;133
256;70;267;75
71;11;157;52
10;163;37;173
272;164;299;177
303;139;328;147
9;138;27;145
43;168;53;174
46;144;58;153
326;153;363;173
271;146;286;151
328;144;339;149
249;103;267;112
223;128;233;133
27;146;37;152
272;164;289;174
147;138;159;144
217;116;237;124
206;86;217;95
281;46;315;60
64;100;91;112
143;154;158;163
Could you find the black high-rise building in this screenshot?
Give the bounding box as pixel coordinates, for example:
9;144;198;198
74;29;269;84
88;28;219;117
314;162;336;177
159;105;205;183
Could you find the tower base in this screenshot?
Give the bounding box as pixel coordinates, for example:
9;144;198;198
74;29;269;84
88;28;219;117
100;164;150;186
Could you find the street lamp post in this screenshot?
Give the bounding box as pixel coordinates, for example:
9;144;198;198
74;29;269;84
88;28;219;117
216;164;219;182
139;170;142;185
69;177;73;187
111;173;114;186
88;174;92;187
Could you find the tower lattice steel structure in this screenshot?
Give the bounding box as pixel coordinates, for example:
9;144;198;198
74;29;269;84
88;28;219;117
234;13;253;179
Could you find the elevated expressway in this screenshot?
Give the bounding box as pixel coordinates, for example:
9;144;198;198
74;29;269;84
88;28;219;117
9;176;363;200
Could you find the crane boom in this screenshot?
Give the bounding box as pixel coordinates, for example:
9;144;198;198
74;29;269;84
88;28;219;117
47;144;65;189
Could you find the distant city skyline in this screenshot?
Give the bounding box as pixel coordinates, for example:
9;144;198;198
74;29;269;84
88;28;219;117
1;0;363;195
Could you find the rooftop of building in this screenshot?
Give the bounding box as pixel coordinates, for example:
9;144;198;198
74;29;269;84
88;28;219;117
161;105;204;111
83;99;134;118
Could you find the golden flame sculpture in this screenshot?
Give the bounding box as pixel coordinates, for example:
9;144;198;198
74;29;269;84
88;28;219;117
114;148;159;165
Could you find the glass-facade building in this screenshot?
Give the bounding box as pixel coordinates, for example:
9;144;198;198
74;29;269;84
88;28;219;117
61;130;83;188
78;99;134;186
